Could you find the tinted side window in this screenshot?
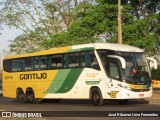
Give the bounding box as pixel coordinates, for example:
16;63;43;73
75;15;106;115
80;52;85;67
49;54;64;69
4;59;22;72
25;58;33;71
40;56;48;70
66;53;80;68
80;51;100;70
3;59;12;72
34;57;40;70
12;60;18;71
21;59;25;71
49;56;56;69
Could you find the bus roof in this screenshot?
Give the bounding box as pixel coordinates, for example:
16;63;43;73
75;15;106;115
4;43;143;59
73;43;143;52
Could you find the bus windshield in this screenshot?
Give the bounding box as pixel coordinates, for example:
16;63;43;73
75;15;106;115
118;52;151;85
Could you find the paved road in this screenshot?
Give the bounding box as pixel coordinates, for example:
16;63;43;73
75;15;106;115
0;96;160;120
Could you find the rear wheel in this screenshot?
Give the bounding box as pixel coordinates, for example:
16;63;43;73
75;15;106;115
17;89;27;103
92;89;104;106
26;90;34;104
26;89;40;104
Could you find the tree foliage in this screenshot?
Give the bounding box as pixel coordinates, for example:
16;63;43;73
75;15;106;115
44;0;160;56
62;0;160;56
0;0;93;53
123;0;160;56
0;0;159;57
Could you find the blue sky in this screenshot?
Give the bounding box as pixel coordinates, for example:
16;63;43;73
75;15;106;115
0;26;23;55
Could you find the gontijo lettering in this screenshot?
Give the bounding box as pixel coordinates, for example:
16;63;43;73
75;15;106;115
20;73;47;80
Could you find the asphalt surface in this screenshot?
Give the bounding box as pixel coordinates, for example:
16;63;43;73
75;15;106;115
0;90;160;120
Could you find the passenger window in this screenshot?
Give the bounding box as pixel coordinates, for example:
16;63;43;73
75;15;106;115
17;59;21;71
80;51;100;70
3;59;12;72
67;53;80;68
4;59;21;72
80;52;86;67
49;56;57;69
56;55;63;69
11;60;19;72
40;56;48;70
25;58;33;71
20;59;25;71
34;57;40;70
49;54;64;69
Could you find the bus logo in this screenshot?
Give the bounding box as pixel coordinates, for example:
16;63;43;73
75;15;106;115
108;91;119;98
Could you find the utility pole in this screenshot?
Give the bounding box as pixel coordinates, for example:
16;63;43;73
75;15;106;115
118;0;122;44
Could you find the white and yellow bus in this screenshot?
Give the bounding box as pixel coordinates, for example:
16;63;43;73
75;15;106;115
2;43;157;105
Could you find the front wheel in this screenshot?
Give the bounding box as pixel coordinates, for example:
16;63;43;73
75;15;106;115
26;90;41;104
92;89;104;106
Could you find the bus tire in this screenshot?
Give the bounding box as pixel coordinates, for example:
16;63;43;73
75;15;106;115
17;89;27;103
92;89;104;106
26;89;35;104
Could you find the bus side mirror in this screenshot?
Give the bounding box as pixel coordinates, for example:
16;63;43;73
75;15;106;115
107;55;126;69
147;57;157;69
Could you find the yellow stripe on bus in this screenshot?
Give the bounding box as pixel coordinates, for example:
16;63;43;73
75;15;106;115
4;46;72;59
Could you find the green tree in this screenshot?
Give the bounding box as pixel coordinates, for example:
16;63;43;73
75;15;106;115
43;0;121;47
123;0;160;56
0;0;159;56
46;0;159;56
0;0;94;54
9;32;43;54
69;1;119;43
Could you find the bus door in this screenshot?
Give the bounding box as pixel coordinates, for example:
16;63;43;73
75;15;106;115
105;58;122;99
